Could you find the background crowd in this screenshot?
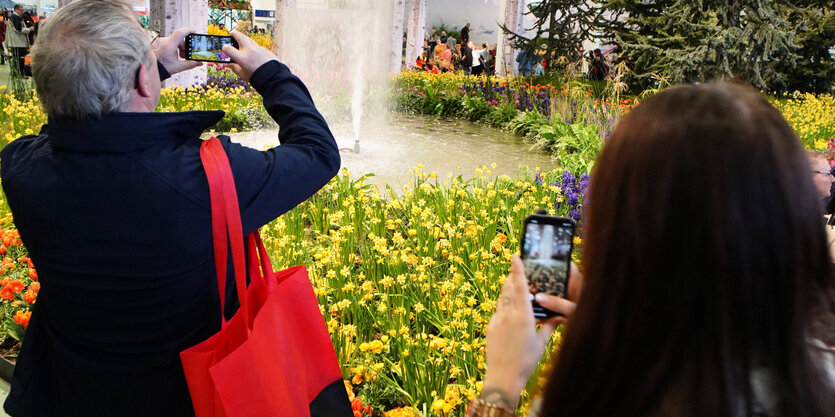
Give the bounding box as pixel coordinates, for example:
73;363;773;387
408;23;615;81
0;4;45;77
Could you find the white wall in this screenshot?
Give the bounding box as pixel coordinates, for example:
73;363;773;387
425;0;538;45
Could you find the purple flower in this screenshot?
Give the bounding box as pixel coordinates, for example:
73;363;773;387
561;171;576;188
569;210;581;221
534;173;545;185
567;192;579;207
579;174;590;192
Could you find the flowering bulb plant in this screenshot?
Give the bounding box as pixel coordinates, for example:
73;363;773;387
0;210;39;345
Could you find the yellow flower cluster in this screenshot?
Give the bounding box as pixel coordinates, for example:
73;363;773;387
394;71;515;93
156;85;260;115
207;24;228;36
0;90;47;146
771;92;835;150
261;166;578;416
248;32;274;51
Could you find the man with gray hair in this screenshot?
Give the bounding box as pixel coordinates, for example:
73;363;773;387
1;1;344;415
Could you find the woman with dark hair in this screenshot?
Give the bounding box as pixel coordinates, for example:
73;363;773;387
469;83;835;417
21;11;34;45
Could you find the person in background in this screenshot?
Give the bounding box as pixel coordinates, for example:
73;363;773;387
6;4;33;76
21;10;34;45
424;57;439;74
488;44;497;75
427;32;437;61
446;31;456;53
810;151;834;205
1;1;341;415
0;11;7;66
809;152;835;345
439;43;453;72
440;30;447;44
479;43;490;75
461;22;470;44
469;83;835;417
461;41;473;75
470;42;483;76
415;51;426;70
587;48;609;81
434;36;445;63
533;54;545;76
516;49;536;77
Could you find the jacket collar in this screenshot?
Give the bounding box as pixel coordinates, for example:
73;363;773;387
46;111;225;153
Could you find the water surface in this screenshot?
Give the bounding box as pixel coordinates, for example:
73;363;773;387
232;114;557;189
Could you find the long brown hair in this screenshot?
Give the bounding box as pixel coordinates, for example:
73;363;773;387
540;84;835;417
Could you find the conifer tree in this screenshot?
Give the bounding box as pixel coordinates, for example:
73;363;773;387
773;1;835;93
500;0;608;73
602;0;804;90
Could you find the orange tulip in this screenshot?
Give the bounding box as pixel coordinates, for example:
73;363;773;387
13;310;30;329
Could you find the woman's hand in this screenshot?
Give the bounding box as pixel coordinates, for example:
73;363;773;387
481;256;583;410
152;27;202;75
221;31;278;83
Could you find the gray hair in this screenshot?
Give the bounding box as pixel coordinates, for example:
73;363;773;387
31;0;151;119
807;150;828;164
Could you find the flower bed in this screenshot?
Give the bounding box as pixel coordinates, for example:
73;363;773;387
394;72;630;174
392;72;835;171
771;92;835;150
261;166;587;415
0;166;587;416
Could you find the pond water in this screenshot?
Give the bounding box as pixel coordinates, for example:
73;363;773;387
232;114;557;189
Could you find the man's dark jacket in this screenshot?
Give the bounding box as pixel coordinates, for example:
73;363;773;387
461;45;473;69
1;61;340;416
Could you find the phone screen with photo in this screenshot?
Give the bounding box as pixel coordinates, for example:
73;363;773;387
186;34;235;63
521;216;575;302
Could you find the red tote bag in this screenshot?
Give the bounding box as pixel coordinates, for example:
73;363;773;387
181;137;352;417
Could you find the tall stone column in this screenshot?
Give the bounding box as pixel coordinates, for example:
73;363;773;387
496;0;525;76
274;0;296;60
150;0;208;88
404;0;426;68
390;0;406;72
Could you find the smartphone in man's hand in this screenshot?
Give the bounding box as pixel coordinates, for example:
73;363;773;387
184;34;238;63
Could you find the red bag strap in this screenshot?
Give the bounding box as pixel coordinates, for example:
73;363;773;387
200;137;249;326
250;233;280;291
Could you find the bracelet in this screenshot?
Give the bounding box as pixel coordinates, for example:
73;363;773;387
465;397;515;417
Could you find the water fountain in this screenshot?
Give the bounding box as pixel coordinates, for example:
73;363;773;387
232;1;557;188
279;0;393;154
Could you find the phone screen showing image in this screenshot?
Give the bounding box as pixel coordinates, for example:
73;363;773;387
520;215;576;317
185;34;237;63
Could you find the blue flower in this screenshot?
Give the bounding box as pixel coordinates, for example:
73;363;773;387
569;210;581;221
579;174;590;192
561;171;576;188
567;193;579;207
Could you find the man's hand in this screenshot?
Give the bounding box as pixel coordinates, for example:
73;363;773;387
153;27;202;76
221;31;278;83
